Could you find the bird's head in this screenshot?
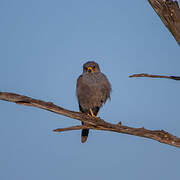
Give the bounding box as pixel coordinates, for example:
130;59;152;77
83;61;100;73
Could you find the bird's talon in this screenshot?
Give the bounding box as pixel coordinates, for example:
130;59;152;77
88;113;100;119
88;114;92;117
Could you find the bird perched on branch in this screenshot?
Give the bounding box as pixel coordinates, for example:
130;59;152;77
76;61;111;143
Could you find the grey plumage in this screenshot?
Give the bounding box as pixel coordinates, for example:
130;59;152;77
76;61;111;143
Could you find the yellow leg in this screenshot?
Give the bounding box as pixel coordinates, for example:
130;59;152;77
88;108;100;119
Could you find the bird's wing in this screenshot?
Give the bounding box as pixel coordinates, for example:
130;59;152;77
101;73;112;100
76;75;91;103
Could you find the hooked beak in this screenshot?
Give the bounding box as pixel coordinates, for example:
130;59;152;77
88;67;94;73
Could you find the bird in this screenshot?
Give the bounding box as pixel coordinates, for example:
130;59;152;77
76;61;111;143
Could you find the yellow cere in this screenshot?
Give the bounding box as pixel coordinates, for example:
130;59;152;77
88;67;94;72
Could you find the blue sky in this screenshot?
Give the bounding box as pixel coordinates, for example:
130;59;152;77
0;0;180;180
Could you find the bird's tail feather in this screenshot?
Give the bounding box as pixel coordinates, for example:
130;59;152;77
81;128;89;143
80;108;99;143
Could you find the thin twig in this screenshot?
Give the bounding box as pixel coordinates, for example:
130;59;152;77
53;125;86;132
129;73;180;80
0;92;180;148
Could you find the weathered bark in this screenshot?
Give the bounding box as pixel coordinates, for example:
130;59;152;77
0;92;180;148
148;0;180;46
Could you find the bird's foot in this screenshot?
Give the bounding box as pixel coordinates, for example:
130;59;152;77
88;108;100;119
88;113;100;119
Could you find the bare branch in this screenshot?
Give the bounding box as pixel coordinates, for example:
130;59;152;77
0;92;180;148
129;73;180;80
148;0;180;46
53;125;86;132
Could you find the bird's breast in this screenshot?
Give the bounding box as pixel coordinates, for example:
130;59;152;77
82;72;105;84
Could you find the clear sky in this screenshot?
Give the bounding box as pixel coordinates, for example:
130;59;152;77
0;0;180;180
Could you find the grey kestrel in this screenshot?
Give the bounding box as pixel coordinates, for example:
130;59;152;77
76;61;111;143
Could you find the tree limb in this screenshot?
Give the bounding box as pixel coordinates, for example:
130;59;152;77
53;125;86;132
148;0;180;46
0;92;180;148
129;73;180;80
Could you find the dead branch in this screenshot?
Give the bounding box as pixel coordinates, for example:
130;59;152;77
129;73;180;80
148;0;180;46
0;92;180;148
53;125;86;132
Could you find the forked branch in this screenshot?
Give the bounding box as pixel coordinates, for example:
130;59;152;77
0;92;180;148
